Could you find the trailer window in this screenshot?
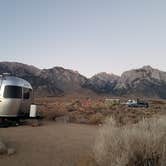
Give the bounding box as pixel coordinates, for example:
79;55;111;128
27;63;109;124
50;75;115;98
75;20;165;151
23;88;32;99
3;86;22;99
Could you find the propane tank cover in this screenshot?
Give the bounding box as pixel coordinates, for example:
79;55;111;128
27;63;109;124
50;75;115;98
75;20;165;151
30;104;37;118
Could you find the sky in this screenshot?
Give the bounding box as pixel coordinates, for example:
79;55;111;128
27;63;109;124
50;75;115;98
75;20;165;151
0;0;166;77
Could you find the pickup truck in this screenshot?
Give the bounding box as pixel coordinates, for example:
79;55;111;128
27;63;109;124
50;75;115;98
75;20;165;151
126;100;149;108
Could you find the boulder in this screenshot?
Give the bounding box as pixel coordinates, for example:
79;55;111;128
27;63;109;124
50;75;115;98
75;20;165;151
0;140;7;154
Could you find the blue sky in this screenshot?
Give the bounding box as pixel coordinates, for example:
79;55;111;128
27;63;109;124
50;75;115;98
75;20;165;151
0;0;166;77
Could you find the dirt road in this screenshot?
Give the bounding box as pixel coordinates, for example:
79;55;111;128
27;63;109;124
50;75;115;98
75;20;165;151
0;122;98;166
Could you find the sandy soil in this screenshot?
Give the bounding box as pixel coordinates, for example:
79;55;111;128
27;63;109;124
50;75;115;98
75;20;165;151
0;121;98;166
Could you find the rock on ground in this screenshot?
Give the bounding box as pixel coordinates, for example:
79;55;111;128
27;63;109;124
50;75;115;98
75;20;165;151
0;138;16;156
0;140;7;155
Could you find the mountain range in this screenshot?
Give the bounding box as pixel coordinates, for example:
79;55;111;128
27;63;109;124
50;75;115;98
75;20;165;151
1;62;166;99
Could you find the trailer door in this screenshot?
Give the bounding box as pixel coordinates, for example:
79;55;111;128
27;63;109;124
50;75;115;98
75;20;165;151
19;88;32;117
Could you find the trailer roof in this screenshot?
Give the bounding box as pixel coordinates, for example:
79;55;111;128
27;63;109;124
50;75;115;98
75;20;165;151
0;76;32;89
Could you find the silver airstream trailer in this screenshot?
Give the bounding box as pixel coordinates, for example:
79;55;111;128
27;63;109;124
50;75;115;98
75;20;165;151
0;74;33;119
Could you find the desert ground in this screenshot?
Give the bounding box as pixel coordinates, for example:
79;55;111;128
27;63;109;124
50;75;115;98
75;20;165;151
0;121;98;166
0;96;166;166
35;96;166;125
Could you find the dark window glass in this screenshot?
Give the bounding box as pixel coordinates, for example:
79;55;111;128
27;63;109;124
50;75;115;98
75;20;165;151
23;88;31;99
4;86;22;99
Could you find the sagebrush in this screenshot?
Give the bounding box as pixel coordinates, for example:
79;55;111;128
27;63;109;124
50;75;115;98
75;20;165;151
94;116;166;166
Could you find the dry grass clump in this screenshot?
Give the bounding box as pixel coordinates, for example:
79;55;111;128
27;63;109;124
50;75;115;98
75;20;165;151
94;116;166;166
76;155;98;166
88;113;105;125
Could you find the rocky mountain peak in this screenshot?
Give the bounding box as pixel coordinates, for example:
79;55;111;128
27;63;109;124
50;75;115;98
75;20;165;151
91;72;119;81
1;62;166;98
84;72;119;94
0;62;88;96
142;65;153;70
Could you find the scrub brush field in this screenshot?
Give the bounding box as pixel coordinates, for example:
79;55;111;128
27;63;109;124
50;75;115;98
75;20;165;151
0;96;166;166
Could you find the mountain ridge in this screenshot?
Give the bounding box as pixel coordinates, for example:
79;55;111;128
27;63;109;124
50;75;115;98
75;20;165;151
1;62;166;98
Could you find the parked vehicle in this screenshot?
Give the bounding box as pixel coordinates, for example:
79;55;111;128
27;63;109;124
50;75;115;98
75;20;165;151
0;73;34;118
126;99;149;108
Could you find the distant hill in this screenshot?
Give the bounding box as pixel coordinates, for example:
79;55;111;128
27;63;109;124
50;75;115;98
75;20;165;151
84;72;120;94
86;65;166;98
1;62;166;98
0;62;88;96
114;66;166;98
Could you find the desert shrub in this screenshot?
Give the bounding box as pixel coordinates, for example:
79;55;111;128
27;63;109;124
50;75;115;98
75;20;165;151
105;100;120;110
74;115;88;124
150;100;166;105
91;102;107;112
88;113;105;125
43;110;66;120
66;100;83;112
76;155;98;166
93;116;166;166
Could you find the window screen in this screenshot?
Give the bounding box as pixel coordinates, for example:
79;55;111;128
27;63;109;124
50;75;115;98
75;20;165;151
4;86;22;99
